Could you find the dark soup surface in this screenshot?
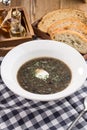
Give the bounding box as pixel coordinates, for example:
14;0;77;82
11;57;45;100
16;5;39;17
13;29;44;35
17;57;72;94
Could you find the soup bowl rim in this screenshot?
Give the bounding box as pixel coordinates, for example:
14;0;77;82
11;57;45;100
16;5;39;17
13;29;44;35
1;40;87;101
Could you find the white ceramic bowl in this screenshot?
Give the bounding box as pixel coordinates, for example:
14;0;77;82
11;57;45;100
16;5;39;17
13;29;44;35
1;40;87;101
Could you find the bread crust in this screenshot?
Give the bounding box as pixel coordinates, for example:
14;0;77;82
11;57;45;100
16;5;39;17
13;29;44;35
38;9;87;54
38;9;87;33
48;18;87;39
50;30;87;54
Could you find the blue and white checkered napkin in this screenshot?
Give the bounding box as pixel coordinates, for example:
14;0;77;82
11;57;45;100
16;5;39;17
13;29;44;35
0;57;87;130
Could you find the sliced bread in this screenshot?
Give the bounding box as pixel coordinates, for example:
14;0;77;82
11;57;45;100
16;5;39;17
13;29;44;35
48;18;87;39
38;9;87;33
50;30;87;54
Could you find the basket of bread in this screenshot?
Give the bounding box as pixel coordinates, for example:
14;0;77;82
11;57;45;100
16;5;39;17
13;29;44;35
32;9;87;59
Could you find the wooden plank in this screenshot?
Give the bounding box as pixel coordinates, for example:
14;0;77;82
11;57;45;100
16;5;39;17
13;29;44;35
9;0;60;23
30;0;87;22
60;0;87;13
0;0;22;8
1;0;87;21
33;0;60;21
11;0;21;6
60;0;83;9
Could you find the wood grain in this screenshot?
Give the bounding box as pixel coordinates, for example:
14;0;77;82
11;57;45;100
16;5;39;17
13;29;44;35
29;0;87;22
60;0;87;12
0;0;87;23
34;0;60;20
1;0;87;23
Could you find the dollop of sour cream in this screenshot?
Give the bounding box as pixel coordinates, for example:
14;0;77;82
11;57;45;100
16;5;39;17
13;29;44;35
35;68;49;80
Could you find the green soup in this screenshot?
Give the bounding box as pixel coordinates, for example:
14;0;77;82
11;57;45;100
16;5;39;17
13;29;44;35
17;57;72;94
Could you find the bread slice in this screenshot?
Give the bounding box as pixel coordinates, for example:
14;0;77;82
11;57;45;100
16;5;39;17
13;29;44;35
38;9;87;33
47;18;87;38
50;30;87;54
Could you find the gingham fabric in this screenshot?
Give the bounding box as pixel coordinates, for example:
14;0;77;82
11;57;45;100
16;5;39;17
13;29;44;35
0;57;87;130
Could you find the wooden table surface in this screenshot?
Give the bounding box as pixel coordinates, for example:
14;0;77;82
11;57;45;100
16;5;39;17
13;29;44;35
0;0;87;23
0;0;87;58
